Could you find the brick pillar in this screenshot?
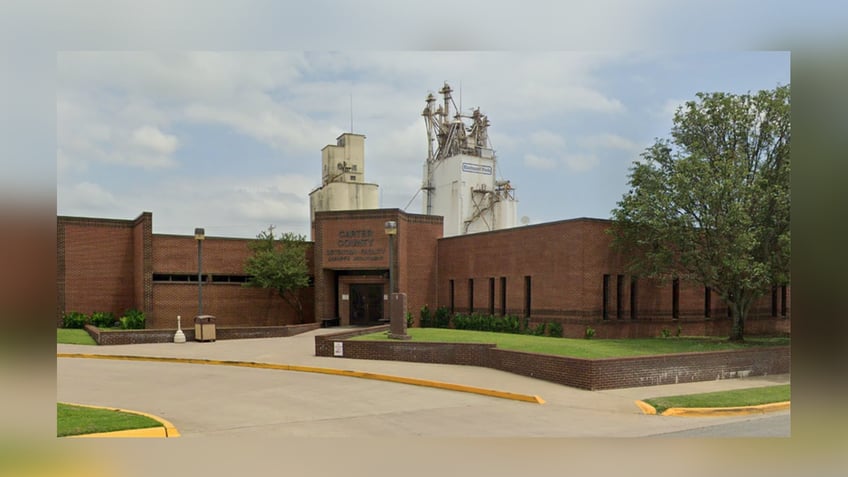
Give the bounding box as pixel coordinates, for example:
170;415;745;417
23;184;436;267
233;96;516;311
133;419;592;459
56;218;66;326
388;292;410;340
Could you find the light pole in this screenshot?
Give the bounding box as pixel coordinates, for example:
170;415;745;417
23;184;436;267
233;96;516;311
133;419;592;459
195;227;205;315
384;221;397;295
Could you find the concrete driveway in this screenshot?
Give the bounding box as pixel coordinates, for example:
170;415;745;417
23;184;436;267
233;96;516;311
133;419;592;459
57;327;790;437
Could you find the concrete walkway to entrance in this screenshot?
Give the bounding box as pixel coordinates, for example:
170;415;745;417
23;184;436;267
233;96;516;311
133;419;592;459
57;327;790;437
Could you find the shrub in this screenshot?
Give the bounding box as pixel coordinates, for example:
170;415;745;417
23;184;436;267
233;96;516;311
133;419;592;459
405;311;414;328
420;305;432;328
452;313;469;330
90;311;117;328
452;313;523;334
659;328;671;338
62;311;88;329
547;321;563;338
501;315;521;334
452;313;486;331
434;306;451;328
675;324;682;337
119;309;145;330
528;322;546;336
475;312;494;331
584;326;596;339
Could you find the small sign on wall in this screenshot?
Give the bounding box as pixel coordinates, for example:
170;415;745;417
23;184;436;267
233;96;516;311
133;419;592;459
342;294;349;300
462;162;493;175
333;341;343;357
384;294;388;300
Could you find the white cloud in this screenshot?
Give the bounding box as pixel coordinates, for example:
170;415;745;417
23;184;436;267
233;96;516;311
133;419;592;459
379;174;424;211
581;133;644;153
57;51;628;177
529;130;567;150
129;174;314;238
182;100;334;155
523;154;558;170
367;120;425;171
60;182;122;214
659;98;686;119
53;50;788;237
563;154;600;172
130;126;178;155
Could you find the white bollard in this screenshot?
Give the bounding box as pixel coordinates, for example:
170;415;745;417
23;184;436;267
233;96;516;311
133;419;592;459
174;315;186;343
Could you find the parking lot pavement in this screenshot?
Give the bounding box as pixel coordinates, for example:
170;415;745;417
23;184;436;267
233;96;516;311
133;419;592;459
56;328;790;437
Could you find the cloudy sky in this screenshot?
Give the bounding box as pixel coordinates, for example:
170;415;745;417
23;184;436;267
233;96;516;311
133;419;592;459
56;51;789;238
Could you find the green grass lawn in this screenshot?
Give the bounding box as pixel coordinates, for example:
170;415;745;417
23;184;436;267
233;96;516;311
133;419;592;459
56;328;97;345
350;328;789;359
643;384;790;413
57;403;163;437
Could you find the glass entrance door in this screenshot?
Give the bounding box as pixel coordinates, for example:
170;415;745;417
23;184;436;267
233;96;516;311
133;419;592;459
349;283;384;325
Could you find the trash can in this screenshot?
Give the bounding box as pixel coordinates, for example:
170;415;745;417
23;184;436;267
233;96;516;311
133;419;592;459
321;317;340;328
194;315;216;342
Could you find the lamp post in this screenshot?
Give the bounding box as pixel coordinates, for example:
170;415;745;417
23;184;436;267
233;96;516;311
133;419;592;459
384;221;397;294
195;227;205;315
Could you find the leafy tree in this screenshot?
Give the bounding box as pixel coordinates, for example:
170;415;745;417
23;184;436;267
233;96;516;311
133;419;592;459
609;85;790;341
243;226;310;323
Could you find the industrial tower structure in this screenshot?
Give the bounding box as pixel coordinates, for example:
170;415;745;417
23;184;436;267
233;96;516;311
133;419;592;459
421;82;518;237
308;133;380;238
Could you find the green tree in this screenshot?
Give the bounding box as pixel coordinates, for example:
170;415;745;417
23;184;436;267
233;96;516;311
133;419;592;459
609;85;790;341
243;226;310;323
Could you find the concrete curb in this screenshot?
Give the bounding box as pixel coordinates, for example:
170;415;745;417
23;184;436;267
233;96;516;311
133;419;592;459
57;353;545;405
634;400;790;417
59;402;180;438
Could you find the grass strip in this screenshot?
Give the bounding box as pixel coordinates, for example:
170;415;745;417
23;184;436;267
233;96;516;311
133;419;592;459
642;384;790;414
57;403;163;437
349;328;789;359
57;329;97;345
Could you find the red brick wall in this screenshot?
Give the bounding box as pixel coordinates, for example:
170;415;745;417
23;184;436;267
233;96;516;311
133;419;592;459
133;212;153;317
313;210;394;322
149;283;313;329
59;211;788;335
149;233;315;328
437;218;790;336
314;329;790;390
153;234;260;275
58;213;315;328
398;214;443;326
312;209;443;325
438;219;602;319
58;216;139;321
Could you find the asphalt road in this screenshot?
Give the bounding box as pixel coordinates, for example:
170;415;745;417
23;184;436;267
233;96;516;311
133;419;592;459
647;413;790;437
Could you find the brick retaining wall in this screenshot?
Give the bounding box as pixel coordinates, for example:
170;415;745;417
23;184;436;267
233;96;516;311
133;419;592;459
85;323;320;345
314;329;790;390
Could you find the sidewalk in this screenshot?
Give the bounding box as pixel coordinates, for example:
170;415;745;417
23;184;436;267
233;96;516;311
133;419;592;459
58;327;789;408
57;328;790;437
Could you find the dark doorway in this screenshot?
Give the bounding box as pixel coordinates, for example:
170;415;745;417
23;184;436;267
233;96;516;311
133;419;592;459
350;283;384;325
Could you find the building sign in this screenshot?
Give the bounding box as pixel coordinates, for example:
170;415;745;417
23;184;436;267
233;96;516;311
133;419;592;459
462;162;493;175
333;341;343;356
325;228;386;265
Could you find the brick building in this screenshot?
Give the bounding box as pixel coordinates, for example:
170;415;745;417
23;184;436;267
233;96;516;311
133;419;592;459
58;208;789;338
57;212;314;330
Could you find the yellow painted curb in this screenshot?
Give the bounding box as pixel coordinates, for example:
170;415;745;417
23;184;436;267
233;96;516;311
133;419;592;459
58;353;545;405
634;400;657;415
59;402;180;438
660;401;790;417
